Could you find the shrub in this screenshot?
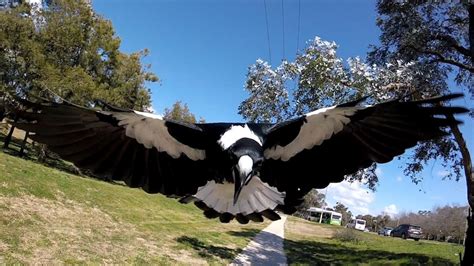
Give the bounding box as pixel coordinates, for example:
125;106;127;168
334;228;361;244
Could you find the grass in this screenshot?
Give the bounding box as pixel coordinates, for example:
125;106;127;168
0;150;267;264
284;216;463;265
0;129;466;264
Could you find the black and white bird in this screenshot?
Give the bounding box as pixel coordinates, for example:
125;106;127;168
9;94;467;224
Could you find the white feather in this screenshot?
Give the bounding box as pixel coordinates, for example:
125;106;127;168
264;106;360;161
218;124;262;150
238;155;253;177
133;110;163;119
194;177;285;215
112;112;206;161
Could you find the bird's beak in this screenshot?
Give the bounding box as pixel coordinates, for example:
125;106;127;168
233;172;252;205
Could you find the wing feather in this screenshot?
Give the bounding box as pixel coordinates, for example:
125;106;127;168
261;94;468;213
12;99;211;197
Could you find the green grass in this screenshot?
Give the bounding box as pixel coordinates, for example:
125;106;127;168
0;150;266;264
0;131;466;265
284;216;463;265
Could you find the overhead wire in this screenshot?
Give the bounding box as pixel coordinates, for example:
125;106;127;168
263;0;272;65
296;0;301;55
293;0;302;100
281;0;285;60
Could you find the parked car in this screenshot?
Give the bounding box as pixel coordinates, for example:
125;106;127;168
378;227;393;236
390;224;423;241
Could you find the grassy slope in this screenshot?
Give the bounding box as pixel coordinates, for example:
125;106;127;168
285;216;463;265
0;151;266;264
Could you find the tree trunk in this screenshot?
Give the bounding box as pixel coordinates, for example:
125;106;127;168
19;131;29;157
463;209;474;266
462;4;474;265
448;120;474;265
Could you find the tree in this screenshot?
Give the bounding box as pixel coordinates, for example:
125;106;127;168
333;202;352;226
0;0;158;150
368;2;473;263
397;205;468;243
239;36;429;190
0;0;157;107
295;189;326;216
163;101;204;123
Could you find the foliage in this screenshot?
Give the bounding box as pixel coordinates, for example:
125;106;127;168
239;36;441;189
333;202;353;226
368;1;473;105
163;100;204;123
396;205;468;243
295;189;326;216
367;0;473;187
334;228;361;244
0;0;157;111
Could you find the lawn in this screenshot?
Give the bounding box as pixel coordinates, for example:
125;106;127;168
284;216;463;265
0;130;466;265
0;150;266;264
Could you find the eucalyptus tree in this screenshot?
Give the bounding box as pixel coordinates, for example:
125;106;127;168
240;34;471;259
368;1;473;263
240;36;423;190
0;0;158;151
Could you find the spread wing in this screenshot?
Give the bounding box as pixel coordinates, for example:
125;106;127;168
260;94;467;213
12;99;211;196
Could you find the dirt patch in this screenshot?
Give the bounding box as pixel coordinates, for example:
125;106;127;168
285;218;335;239
0;194;182;264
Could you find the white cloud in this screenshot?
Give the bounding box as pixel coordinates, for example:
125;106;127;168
383;204;399;218
396;176;403;182
321;181;374;215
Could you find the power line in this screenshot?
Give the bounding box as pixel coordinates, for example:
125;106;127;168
263;0;272;65
296;0;301;55
281;0;285;60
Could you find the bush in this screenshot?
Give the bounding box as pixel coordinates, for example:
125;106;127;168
334;228;361;244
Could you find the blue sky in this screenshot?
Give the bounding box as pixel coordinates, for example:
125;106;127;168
92;0;473;217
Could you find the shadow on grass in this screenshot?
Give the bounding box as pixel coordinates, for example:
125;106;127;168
285;238;457;265
176;236;242;260
226;228;261;238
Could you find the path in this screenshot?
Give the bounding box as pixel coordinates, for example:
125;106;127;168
230;215;287;266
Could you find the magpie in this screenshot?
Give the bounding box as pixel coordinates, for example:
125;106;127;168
9;94;467;224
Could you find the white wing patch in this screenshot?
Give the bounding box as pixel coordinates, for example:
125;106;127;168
194;177;284;215
218;124;262;150
111;112;206;161
133;110;163;119
264;106;360;161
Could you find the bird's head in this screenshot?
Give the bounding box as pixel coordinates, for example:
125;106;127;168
228;138;264;204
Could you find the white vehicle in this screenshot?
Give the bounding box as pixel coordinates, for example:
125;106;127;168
306;207;342;226
347;219;366;231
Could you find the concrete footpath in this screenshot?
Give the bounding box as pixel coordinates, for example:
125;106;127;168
230;215;287;266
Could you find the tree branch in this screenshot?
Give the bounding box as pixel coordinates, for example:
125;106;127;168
408;45;474;73
433;34;471;58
